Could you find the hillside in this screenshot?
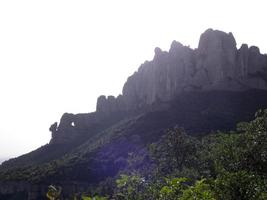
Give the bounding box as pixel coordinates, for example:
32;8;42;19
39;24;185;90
0;29;267;200
0;159;7;165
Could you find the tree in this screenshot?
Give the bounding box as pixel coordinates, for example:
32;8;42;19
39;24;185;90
149;128;199;176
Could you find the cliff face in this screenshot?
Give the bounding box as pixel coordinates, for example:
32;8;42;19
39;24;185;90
50;29;267;144
98;29;267;112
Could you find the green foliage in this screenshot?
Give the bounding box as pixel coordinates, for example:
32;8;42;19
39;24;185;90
149;128;200;176
46;185;62;200
159;177;189;200
81;195;107;200
214;171;267;200
13;109;267;199
180;179;215;200
108;109;267;199
0;116;142;183
115;173;145;200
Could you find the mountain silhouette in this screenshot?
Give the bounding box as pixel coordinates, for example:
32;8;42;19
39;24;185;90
0;29;267;199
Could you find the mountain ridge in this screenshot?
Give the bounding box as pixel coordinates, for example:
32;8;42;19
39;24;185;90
1;28;267;200
98;29;267;113
48;28;267;145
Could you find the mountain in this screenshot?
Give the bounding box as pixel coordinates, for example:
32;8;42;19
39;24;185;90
0;159;7;165
0;29;267;200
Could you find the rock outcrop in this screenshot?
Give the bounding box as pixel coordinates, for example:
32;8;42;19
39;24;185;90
96;95;125;114
50;112;101;144
50;110;127;144
51;29;267;143
96;29;267;113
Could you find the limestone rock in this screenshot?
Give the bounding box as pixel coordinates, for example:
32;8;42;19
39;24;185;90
49;122;58;139
196;29;237;85
122;42;195;110
236;43;249;79
51;29;267;144
49;113;77;144
101;29;267;113
96;95;123;114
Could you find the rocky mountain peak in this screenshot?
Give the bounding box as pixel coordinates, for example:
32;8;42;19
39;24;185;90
96;29;267;114
198;29;236;50
154;47;163;55
51;29;267;143
196;29;237;83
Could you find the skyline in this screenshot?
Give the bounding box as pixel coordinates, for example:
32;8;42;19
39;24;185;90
0;0;267;159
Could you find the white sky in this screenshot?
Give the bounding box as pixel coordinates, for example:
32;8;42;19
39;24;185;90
0;0;267;159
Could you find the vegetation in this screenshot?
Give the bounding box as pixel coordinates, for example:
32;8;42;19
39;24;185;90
2;109;267;199
85;109;267;199
46;185;62;200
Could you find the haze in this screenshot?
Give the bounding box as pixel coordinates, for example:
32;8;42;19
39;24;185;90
0;0;266;160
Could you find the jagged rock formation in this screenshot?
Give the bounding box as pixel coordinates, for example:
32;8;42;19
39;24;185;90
50;29;267;144
49;112;127;144
96;95;125;114
96;29;267;113
49;103;131;144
